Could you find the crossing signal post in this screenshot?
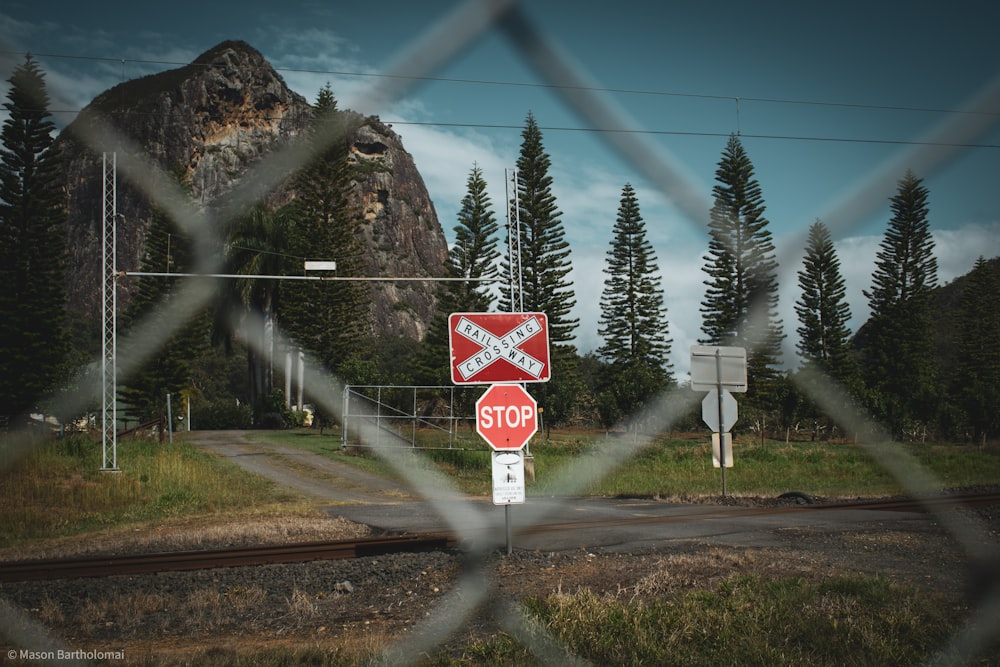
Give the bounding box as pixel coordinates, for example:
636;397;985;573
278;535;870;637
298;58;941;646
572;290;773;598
476;383;538;555
691;346;747;495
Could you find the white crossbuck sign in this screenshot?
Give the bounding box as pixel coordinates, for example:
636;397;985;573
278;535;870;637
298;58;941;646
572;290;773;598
453;316;546;381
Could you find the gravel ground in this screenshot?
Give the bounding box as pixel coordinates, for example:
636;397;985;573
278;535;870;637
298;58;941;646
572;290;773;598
2;497;998;664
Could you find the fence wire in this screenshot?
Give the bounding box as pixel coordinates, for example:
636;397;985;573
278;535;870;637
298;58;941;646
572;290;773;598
3;0;999;664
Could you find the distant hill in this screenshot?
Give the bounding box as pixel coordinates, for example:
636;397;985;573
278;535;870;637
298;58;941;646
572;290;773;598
56;40;448;341
852;254;1000;371
930;255;1000;371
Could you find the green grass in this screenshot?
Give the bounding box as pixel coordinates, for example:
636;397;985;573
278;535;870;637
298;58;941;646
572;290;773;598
253;428;1000;500
498;574;977;667
0;434;305;548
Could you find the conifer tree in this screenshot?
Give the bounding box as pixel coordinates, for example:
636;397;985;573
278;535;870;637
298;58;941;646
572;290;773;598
860;170;939;438
794;220;852;378
502;112;580;427
700;134;784;403
418;164;500;386
0;55;70;425
951;257;1000;441
119;171;209;423
280;84;368;378
502;113;577;337
597;183;672;427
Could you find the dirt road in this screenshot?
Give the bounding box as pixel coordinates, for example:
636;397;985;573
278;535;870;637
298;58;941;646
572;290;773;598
183;430;418;505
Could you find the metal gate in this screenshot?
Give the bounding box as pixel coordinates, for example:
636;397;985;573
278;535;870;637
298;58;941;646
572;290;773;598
341;384;486;450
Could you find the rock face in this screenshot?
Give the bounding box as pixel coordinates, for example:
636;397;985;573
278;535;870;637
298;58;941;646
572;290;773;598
346;122;447;339
58;40;447;340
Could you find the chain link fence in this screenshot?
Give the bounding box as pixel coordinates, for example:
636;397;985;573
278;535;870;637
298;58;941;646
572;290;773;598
2;0;999;663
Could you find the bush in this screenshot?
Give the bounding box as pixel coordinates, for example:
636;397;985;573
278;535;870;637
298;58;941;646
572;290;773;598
190;400;253;430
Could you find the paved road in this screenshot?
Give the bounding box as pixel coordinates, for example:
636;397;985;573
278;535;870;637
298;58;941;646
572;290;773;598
335;494;937;553
185;430;933;554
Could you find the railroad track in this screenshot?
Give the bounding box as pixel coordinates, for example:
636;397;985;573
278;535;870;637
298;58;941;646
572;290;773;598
0;533;457;583
2;491;996;583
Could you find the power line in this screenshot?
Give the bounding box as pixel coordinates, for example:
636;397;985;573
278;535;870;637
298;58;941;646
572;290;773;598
380;120;1000;150
6;49;1000;150
29;105;1000;151
7;48;999;119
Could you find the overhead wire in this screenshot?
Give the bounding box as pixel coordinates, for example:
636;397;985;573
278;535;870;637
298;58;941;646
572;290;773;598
3;48;1000;151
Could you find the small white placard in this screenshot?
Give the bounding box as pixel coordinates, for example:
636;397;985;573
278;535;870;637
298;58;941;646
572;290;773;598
712;432;734;468
492;450;526;505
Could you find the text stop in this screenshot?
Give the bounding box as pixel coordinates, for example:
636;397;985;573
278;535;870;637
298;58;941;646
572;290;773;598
478;404;535;429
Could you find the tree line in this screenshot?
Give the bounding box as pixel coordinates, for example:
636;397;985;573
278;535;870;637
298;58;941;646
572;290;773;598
2;56;998;442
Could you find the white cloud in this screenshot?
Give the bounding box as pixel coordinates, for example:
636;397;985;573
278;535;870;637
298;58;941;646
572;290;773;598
934;221;1000;284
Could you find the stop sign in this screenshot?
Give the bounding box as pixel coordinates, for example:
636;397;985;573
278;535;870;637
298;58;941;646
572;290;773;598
476;383;538;450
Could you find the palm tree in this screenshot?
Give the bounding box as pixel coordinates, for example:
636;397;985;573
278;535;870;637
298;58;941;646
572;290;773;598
215;204;290;409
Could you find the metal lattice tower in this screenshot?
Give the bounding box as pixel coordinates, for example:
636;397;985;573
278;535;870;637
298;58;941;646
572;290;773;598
101;152;118;471
505;167;523;313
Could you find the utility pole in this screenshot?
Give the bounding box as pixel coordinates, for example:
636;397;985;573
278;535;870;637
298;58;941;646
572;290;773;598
101;152;119;472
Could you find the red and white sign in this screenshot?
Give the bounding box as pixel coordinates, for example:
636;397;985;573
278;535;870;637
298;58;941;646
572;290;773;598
448;312;550;384
476;383;538;451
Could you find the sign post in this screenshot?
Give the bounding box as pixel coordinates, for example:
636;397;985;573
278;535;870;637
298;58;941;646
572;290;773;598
691;346;747;495
476;383;537;554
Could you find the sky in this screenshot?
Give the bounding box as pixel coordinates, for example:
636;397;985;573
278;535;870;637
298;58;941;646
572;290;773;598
2;0;999;376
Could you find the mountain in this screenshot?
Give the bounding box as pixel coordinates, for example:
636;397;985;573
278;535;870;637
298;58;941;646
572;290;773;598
56;40;448;341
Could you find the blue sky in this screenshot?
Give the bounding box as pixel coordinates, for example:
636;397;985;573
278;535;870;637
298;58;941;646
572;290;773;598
2;0;999;374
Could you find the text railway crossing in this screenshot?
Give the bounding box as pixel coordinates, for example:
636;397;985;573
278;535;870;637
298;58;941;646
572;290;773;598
453;315;545;381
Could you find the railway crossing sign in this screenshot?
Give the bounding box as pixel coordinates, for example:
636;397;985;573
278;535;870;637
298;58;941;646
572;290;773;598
449;312;550;384
476;383;538;451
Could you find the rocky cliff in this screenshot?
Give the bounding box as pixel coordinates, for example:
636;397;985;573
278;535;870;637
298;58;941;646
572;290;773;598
58;40;447;340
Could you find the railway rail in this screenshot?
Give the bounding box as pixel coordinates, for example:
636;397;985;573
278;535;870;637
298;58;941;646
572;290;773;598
2;491;996;583
0;533;457;583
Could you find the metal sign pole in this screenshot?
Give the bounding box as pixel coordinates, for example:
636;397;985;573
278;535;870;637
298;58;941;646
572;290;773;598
505;505;513;555
715;348;727;496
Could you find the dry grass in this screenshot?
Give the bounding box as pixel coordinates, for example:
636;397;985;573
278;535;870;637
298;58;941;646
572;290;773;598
0;514;371;561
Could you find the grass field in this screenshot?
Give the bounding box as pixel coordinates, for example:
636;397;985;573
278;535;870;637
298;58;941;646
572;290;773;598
2;428;997;665
0;434;311;549
249;427;1000;499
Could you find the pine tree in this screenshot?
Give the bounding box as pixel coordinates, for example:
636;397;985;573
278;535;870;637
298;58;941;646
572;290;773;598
950;257;999;441
860;169;939;438
794;220;853;378
596;183;673;427
502;112;580;427
417;164;500;386
502;113;577;337
118;173;209;423
700;134;784;403
0;55;70;425
280;84;368;378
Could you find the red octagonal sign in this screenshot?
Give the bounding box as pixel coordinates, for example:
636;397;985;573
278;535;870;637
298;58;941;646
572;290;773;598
476;384;538;450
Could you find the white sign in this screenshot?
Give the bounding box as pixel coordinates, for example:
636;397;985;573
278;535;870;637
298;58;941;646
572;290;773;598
303;260;337;271
492;450;526;504
712;432;734;468
702;388;738;433
690;346;748;392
